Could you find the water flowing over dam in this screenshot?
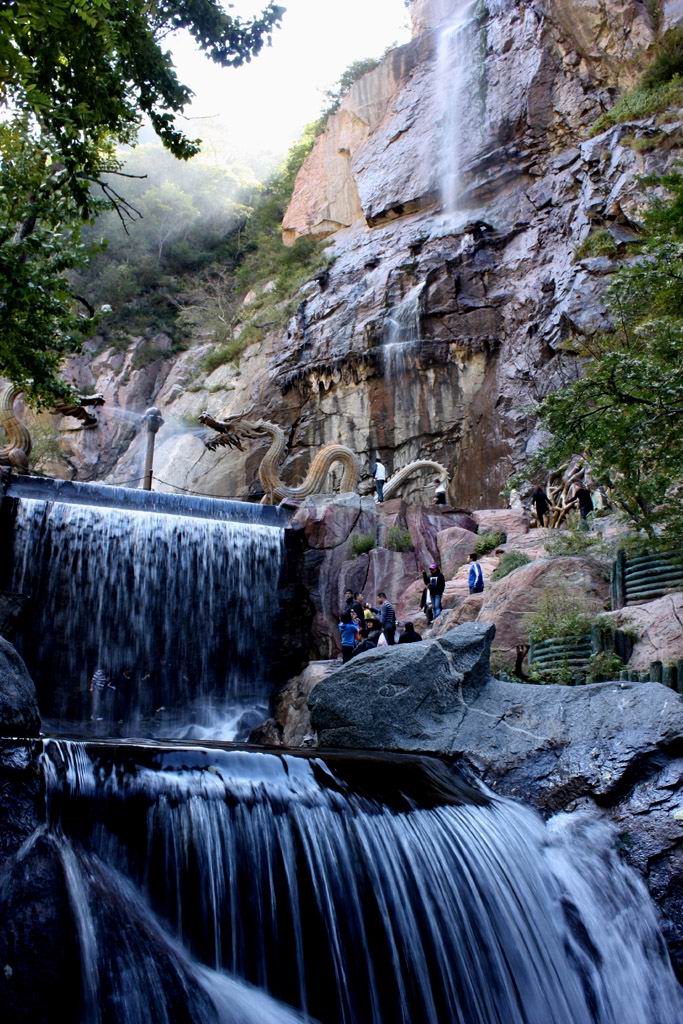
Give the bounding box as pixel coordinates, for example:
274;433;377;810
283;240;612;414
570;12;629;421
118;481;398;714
33;739;683;1024
4;481;285;740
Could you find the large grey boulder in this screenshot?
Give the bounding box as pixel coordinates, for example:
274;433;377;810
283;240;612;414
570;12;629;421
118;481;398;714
0;637;40;737
310;624;681;808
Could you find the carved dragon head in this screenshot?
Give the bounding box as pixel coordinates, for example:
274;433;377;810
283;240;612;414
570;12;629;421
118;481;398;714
199;412;280;452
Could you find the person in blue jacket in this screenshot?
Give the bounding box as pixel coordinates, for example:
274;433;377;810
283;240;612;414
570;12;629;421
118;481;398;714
339;610;360;663
468;552;485;594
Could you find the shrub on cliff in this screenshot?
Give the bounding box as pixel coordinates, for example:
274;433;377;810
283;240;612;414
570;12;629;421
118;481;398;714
525;590;596;644
474;531;506;556
351;533;376;558
385;527;414;552
491;551;531;581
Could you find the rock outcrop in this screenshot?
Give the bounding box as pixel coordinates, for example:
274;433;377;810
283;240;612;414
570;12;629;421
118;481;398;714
604;592;683;671
52;1;683;513
0;637;40;738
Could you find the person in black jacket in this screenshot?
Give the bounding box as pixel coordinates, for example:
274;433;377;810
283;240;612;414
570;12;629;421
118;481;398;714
532;485;550;527
398;622;422;643
422;563;446;619
573;481;594;522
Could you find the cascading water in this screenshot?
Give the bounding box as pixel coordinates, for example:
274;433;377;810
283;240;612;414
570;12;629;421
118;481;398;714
36;739;683;1024
381;283;423;382
435;0;484;218
8;497;284;739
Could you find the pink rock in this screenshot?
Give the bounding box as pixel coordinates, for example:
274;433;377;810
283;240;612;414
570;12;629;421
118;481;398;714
292;494;375;550
364;547;420;608
406;507;477;569
602;593;683;671
437;526;479;579
430;595;485;636
474;508;529;542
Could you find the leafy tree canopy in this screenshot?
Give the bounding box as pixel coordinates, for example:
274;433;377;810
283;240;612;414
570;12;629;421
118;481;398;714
531;175;683;544
0;0;283;215
0;0;283;404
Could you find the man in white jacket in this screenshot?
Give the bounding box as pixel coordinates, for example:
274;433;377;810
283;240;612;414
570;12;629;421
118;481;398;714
372;457;386;502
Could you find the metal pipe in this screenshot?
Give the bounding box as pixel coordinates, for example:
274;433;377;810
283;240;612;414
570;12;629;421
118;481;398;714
141;406;164;491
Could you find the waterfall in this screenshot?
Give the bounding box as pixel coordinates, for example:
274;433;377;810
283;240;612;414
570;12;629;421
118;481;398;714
382;283;423;382
37;739;683;1024
9;498;284;740
435;0;483;218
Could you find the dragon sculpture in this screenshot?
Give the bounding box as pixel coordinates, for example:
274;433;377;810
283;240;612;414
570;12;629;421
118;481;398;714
0;383;105;473
199;412;449;505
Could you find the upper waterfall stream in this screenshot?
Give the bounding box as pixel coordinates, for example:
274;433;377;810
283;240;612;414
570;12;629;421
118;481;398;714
7;496;284;740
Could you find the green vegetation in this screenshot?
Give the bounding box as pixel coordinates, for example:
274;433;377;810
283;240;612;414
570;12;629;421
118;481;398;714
574;228;619;261
527;661;577;686
525;589;596;644
0;0;282;404
587;650;624;683
527;171;683;546
201;336;253;374
544;513;604;557
385;526;414;552
491;551;531;581
473;531;507;556
589;76;683;137
589;28;683;138
621;132;668;153
351;533;377;558
28;417;67;472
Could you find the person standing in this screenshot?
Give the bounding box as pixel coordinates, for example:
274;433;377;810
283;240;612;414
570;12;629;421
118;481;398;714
375;591;396;645
338;611;360;663
372;456;386;503
574;481;594;522
433;479;447;506
531;485;550;527
398;622;423;643
468;552;485;595
422;563;446;619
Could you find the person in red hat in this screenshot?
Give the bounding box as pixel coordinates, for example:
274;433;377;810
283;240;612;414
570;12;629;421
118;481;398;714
422;562;446;620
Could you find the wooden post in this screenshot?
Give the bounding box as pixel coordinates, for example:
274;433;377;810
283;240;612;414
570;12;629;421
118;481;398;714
649;661;663;684
676;660;683;696
661;664;675;689
612;549;626;610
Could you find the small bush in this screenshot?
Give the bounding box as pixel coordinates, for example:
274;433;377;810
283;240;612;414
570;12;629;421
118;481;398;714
621;132;667;153
589;76;683;137
575;228;619;261
544;512;605;557
491;551;532;581
385;526;414;552
351;533;376;558
474;530;507;556
201;335;251;373
525;589;596;644
587;650;624;683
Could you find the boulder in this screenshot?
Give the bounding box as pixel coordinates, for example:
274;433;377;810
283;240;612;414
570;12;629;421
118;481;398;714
310;624;682;805
436;525;478;578
364;547;419;609
405;507;477;571
0;637;40;738
292;493;375;550
309;623;495;751
477;556;610;659
430;594;485;635
603;593;683;671
473;509;529;543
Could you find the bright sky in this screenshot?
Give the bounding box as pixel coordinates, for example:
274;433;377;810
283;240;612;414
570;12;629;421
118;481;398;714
170;0;411;169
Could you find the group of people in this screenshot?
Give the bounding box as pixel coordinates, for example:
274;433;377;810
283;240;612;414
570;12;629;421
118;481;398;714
531;479;600;527
338;550;486;659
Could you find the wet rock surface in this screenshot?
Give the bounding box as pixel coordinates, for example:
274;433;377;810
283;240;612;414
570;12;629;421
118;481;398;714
0;637;40;738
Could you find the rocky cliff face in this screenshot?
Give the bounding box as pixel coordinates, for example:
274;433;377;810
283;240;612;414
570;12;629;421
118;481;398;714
46;1;683;505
